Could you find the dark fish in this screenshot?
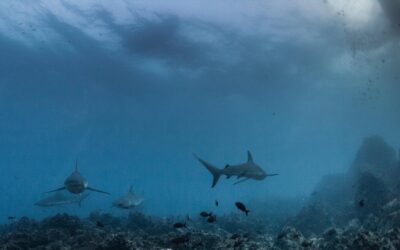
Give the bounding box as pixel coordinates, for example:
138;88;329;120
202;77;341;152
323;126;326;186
207;215;217;223
277;233;285;240
234;239;244;247
96;221;104;228
235;202;250;216
359;199;365;207
7;216;16;220
243;232;250;238
170;235;189;244
173;222;186;228
200;211;212;217
215;200;219;206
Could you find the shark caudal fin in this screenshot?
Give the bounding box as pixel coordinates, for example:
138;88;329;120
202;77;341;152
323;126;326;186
193;154;222;188
129;185;134;194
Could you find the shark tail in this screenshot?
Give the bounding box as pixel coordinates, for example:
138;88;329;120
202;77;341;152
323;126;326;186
267;174;279;177
193;154;222;188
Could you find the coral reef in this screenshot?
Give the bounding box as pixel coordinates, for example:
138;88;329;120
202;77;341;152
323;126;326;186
2;209;400;249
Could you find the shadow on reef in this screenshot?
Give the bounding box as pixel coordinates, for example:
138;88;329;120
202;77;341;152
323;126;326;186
2;135;400;249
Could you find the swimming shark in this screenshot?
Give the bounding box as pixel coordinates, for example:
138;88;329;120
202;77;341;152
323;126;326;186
194;151;278;188
35;191;90;207
112;185;144;209
46;160;109;195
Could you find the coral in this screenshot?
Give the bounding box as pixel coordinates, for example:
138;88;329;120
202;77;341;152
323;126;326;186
40;213;82;235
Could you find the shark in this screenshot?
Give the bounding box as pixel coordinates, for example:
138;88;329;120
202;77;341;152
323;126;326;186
194;151;278;188
112;185;144;209
46;160;109;195
35;191;90;207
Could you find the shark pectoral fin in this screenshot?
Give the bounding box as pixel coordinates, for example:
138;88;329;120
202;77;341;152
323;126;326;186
44;187;66;194
87;187;110;195
267;174;279;177
233;177;250;185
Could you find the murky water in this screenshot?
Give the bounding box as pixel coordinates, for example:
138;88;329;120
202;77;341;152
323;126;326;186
0;1;399;249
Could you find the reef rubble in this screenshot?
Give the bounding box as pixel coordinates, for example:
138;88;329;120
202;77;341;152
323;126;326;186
1;209;400;249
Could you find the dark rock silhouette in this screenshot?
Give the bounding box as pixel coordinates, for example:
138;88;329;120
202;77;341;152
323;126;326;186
289;135;399;235
350;136;398;190
354;172;393;220
288;203;332;235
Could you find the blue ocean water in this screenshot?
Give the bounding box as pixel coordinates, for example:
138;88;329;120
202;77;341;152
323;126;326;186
0;2;399;248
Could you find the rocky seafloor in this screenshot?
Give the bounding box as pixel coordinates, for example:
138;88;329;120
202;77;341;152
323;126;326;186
2;208;400;250
2;135;400;249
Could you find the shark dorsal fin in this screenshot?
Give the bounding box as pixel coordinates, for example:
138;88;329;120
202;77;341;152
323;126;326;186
129;185;134;194
75;159;79;172
247;151;254;163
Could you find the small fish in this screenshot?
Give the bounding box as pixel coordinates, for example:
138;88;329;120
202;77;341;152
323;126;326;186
234;239;244;247
359;199;365;207
96;221;104;228
235;202;250;216
207;215;217;223
215;200;219;207
170;235;189;244
173;222;186;228
200;211;212;217
7;216;16;220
